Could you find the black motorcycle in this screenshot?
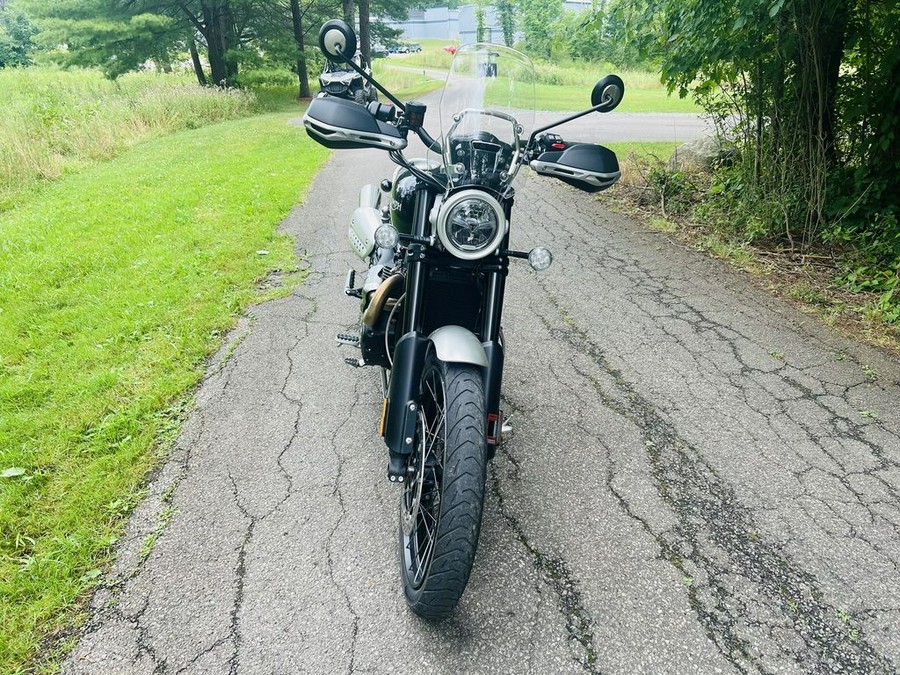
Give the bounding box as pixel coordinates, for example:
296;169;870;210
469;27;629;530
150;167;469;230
304;20;624;618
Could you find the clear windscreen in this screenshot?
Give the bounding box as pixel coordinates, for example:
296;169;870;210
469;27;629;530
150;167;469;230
428;44;535;195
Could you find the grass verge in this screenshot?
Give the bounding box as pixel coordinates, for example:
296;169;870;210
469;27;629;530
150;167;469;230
597;163;900;353
0;111;328;672
0;68;262;211
529;82;699;113
373;64;444;99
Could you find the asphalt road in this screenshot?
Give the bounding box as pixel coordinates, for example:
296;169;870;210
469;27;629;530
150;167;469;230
63;122;900;673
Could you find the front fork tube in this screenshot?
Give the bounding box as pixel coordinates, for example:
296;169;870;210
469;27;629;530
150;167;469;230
482;267;507;459
384;331;428;480
383;187;431;481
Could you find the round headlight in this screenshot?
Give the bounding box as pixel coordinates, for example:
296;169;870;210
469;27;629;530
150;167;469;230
437;190;507;260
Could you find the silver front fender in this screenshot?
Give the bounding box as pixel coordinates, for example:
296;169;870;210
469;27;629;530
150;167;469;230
428;326;488;368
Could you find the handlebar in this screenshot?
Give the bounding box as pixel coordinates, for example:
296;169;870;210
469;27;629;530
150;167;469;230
415;127;442;154
366;100;442;153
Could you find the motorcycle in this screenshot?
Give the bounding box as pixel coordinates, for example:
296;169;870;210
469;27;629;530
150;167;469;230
318;50;378;105
303;20;624;618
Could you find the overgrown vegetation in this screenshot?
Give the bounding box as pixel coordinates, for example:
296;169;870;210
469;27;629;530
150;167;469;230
0;111;328;673
623;0;900;323
0;68;258;209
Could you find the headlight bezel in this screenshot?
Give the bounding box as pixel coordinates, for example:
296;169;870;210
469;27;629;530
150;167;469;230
436;189;507;260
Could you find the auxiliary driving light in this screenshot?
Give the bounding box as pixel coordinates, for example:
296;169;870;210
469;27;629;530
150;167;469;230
528;247;553;271
374;223;400;249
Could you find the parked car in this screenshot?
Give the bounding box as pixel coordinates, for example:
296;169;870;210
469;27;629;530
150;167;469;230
371;44;390;58
398;43;422;53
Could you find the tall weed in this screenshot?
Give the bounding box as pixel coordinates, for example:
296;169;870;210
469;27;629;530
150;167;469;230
0;68;257;209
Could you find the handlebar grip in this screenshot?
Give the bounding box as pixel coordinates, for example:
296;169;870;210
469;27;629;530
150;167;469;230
367;101;397;122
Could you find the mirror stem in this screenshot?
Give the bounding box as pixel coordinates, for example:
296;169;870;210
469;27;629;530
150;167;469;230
334;51;406;111
527;103;607;149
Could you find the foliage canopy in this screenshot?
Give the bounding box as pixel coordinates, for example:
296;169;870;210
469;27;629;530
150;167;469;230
630;0;899;299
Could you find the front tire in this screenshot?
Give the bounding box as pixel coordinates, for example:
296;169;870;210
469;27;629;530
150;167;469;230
400;351;487;619
353;88;366;105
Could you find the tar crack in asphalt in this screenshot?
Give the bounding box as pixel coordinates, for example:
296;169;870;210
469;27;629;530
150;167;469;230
539;298;894;674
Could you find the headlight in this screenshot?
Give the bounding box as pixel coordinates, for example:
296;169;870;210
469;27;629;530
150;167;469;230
436;190;507;260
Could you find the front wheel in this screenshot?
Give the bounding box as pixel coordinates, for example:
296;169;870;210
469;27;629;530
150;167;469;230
400;351;487;618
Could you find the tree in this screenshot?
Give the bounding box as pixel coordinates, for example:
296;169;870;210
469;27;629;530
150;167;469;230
358;0;370;61
474;0;486;42
628;0;899;259
564;0;645;67
0;1;38;67
516;0;562;58
23;0;265;85
495;0;514;47
288;0;310;97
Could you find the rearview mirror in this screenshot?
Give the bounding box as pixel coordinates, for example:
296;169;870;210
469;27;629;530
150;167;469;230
319;19;357;61
591;75;625;113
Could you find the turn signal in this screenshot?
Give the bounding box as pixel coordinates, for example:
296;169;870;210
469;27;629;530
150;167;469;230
374;223;400;248
528;247;553;271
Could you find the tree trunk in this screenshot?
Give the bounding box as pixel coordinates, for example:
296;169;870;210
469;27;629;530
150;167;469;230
189;38;208;86
358;0;370;63
221;1;238;84
201;1;236;86
819;0;848;165
754;58;764;185
343;0;355;27
289;0;311;98
201;4;226;85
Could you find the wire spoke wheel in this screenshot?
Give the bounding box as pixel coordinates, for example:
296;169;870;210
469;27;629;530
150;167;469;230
399;349;487;618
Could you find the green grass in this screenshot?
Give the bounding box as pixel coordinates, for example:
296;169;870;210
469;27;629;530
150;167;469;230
394;42;457;71
605;141;678;162
374;63;444;99
529;82;699;113
483;76;698;113
0;68;260;211
0;112;328;672
398;40;699;113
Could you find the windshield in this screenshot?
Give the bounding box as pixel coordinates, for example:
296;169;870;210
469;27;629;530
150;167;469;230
429;44;535;196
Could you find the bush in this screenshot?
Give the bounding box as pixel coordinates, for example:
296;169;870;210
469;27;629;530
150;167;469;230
235;67;296;88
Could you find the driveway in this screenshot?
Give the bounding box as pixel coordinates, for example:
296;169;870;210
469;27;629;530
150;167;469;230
63;123;900;674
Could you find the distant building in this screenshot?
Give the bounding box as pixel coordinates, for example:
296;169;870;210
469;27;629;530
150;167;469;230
384;2;593;43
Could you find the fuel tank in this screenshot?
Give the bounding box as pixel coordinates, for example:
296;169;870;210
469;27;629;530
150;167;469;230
389;159;441;235
389;166;417;236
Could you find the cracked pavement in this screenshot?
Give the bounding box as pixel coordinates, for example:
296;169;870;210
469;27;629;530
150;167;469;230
63;122;900;673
